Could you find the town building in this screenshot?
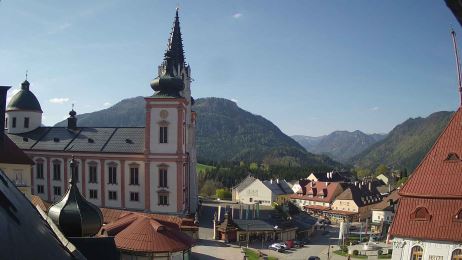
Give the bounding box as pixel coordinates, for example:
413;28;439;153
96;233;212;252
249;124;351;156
389;107;462;260
232;176;293;206
289;181;346;214
307;171;354;182
4;9;198;215
371;189;400;235
0;86;34;197
329;181;382;222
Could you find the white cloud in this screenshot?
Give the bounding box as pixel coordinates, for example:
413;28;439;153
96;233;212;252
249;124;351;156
6;88;20;104
103;102;111;107
231;98;238;103
49;97;70;104
48;22;72;35
233;12;242;19
371;106;379;111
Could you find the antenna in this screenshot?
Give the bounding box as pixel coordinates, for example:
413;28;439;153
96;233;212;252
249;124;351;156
25;70;28;80
451;29;462;106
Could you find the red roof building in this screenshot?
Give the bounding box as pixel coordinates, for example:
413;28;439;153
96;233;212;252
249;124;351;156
389;108;462;260
99;212;194;259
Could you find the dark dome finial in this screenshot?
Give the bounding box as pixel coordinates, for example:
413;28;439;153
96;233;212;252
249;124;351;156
48;156;103;237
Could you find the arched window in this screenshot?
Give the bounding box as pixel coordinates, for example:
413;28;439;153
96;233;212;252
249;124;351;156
410;246;423;260
453;249;462;260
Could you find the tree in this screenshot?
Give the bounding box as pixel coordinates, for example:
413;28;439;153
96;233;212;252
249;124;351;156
200;180;222;197
374;164;389;177
356;168;372;178
216;188;232;200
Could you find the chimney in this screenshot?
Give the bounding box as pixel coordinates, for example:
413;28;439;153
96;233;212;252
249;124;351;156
270;179;273;184
276;178;279;184
368;181;372;191
0;86;11;147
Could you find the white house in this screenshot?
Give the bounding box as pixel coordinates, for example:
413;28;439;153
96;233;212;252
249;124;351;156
233;177;293;206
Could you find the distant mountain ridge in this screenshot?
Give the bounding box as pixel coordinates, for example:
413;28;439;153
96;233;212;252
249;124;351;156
56;97;340;169
352;111;453;171
292;131;386;163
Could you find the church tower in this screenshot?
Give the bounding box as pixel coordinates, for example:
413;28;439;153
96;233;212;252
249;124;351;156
145;8;197;214
5;79;42;134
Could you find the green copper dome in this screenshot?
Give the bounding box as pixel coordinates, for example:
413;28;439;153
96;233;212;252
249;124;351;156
7;80;42;112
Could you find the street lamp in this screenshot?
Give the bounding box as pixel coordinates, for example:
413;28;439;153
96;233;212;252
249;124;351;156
273;225;278;242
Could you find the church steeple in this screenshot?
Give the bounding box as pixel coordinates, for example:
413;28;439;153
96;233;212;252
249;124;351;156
150;8;189;97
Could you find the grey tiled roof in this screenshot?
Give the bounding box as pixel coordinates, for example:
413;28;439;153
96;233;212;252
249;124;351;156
262;180;294;196
8;127;145;154
233;175;256;192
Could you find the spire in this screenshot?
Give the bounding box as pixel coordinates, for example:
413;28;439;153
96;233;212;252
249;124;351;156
163;6;186;76
150;8;188;96
67;104;77;130
451;29;462;106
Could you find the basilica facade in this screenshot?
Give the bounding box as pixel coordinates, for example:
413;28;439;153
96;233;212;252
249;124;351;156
4;9;198;215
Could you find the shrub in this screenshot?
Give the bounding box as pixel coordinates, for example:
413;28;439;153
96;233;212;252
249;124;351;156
353;250;359;256
340;245;348;253
215;188;231;200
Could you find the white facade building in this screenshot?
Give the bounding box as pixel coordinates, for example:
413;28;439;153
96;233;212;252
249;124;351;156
4;10;198;215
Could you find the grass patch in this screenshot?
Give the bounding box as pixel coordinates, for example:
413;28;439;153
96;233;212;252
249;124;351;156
196;163;216;174
243;248;277;260
378;255;392;259
333;250;368;259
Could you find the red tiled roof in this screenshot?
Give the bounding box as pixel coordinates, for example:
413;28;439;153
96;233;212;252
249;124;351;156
101;213;194;253
390;108;462;242
289;182;344;203
0;134;34;165
30;195;51;212
372;190;400;211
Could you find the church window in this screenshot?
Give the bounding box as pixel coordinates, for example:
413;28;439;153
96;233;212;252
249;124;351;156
410;246;423;260
24;117;29;128
36;162;44;179
130;192;139;201
159;168;168;188
108;166;117;184
159;194;168;205
71;163;79;182
89;165;97;183
53;163;61;181
37;185;44;194
108;191;117;200
130;167;139;185
89;189;98;199
160;126;168;143
452;249;462;260
12;117;16;128
53;186;61;196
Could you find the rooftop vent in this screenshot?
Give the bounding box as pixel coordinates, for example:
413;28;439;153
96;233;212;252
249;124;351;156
88;138;94;143
22;137;28;142
53;138;60;142
125;138;133;144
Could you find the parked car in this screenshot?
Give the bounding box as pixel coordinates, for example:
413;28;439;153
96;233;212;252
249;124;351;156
269;243;285;252
302;238;311;244
307;256;320;260
278;242;289;249
293;240;305;248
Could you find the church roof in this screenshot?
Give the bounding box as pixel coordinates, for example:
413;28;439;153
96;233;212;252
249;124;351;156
6;80;42;112
390;107;462;242
8;127;145;154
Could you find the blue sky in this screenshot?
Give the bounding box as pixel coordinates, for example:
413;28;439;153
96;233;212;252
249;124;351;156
0;1;460;136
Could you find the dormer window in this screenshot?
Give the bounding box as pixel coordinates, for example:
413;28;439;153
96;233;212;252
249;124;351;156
88;138;94;143
445;153;460;162
53;137;60;142
411;207;431;221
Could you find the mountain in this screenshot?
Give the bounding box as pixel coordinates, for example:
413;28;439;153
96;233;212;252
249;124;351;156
56;97;339;168
292;131;386;163
352;111;453;171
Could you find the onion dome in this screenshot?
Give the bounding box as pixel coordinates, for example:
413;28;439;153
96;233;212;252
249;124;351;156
150;8;187;97
6;80;42;112
48;157;103;237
